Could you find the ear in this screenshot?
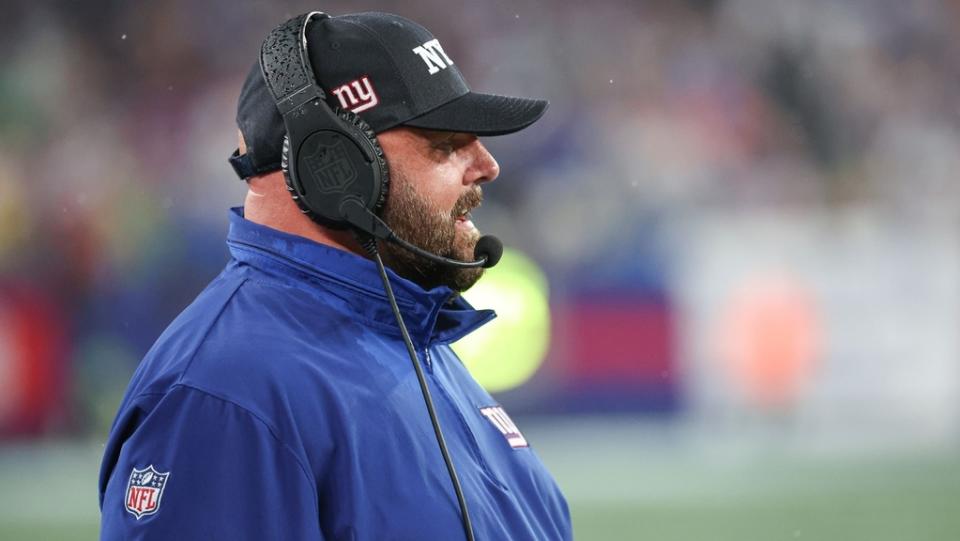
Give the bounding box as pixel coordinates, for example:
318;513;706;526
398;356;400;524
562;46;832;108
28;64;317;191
238;130;248;155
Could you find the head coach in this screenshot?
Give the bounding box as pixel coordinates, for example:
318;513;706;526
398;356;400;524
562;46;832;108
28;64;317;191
97;10;571;540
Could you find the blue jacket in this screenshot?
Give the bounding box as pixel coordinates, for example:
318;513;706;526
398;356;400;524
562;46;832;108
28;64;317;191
98;208;571;540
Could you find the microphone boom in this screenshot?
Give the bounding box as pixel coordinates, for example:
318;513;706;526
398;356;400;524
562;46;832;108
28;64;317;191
342;198;503;269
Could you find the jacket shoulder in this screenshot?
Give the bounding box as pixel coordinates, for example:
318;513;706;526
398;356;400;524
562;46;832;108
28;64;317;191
170;276;378;425
123;272;248;398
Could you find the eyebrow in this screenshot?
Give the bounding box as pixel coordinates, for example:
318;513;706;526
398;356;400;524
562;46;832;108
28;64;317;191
418;128;457;141
414;128;477;150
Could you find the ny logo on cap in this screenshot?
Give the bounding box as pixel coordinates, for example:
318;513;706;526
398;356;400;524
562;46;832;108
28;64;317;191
331;76;380;113
412;39;454;75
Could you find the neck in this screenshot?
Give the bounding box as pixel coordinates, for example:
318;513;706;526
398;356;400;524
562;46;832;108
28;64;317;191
243;172;366;256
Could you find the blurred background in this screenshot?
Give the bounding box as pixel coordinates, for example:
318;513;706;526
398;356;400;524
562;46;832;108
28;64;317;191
1;0;959;539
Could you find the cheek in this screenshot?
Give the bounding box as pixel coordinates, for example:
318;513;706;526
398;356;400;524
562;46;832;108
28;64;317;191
436;174;466;210
402;164;465;212
435;154;474;206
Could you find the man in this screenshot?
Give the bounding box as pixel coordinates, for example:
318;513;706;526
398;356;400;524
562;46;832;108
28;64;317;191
98;10;571;540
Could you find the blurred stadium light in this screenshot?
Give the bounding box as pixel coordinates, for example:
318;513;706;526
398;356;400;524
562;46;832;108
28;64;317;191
455;248;552;393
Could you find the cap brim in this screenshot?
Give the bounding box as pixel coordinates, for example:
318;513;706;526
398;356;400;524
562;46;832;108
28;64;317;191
402;92;549;136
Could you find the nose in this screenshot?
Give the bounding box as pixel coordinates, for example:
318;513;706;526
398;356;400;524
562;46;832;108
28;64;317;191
464;139;500;186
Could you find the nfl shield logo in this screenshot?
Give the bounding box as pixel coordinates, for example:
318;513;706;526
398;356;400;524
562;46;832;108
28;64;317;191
304;140;357;193
124;465;170;519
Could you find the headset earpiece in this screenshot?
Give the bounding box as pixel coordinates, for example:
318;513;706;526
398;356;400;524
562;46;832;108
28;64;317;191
281;106;389;229
262;12;390;230
335;108;390;217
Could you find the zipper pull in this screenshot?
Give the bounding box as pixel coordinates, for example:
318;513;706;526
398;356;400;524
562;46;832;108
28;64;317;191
423;348;433;371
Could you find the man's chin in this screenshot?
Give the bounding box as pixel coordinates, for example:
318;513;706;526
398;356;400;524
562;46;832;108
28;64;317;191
447;266;484;293
375;240;482;292
432;244;484;292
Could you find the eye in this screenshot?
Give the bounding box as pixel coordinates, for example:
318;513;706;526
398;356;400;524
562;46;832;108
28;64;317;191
423;131;477;158
430;136;457;155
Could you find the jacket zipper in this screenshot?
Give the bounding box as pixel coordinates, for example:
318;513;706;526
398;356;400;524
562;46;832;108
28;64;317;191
423;348;433;372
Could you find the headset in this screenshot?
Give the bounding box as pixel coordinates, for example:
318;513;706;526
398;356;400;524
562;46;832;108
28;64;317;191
255;12;498;540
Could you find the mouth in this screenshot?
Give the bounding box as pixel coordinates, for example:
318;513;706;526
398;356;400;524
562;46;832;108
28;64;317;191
455;211;475;230
453;189;482;231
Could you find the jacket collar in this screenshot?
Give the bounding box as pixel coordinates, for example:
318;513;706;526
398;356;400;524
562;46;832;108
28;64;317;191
225;207;494;348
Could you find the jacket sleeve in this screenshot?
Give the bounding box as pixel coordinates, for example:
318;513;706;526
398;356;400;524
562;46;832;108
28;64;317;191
99;384;323;540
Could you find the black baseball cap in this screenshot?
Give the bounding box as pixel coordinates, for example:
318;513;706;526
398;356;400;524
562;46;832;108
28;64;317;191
232;11;549;178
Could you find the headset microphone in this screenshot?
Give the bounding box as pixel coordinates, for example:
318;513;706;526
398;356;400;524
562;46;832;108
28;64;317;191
473;235;503;269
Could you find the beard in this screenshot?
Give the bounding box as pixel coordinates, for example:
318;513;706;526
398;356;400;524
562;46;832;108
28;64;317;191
378;174;484;293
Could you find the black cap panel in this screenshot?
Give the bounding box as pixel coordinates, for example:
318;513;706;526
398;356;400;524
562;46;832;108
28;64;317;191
236;62;285;174
338;13;471;115
305;17;415;133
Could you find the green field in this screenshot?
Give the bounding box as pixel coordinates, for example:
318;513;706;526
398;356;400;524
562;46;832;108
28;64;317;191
2;421;958;540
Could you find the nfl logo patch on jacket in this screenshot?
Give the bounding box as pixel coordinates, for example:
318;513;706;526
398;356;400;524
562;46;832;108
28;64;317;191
125;465;170;519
